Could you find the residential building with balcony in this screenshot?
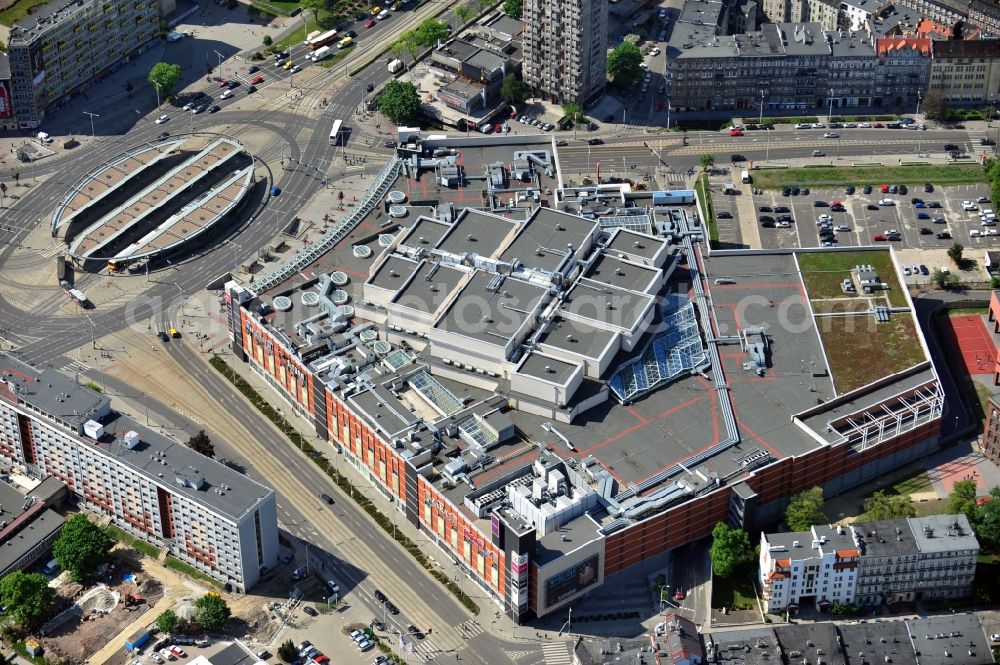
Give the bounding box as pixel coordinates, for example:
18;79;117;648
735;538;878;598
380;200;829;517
522;0;607;104
0;354;279;591
875;37;930;111
0;0;160;128
761;514;978;613
929;38;1000;104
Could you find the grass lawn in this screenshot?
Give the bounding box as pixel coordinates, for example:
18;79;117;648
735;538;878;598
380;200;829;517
893;470;933;495
818;315;926;393
950;307;989;316
751;164;986;190
712;574;758;610
165;555;222;589
251;0;299;15
696;173;719;248
811;299;873;314
318;44;356;67
797;250;908;307
107;524;160;559
273;23;308;49
0;0;53;26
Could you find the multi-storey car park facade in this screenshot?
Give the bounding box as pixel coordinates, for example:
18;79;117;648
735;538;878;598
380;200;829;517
0;0;160;128
521;0;607;104
0;355;279;591
225;134;944;623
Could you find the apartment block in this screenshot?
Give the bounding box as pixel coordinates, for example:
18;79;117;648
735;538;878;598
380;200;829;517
0;354;278;591
983;394;1000;465
929;38;1000;104
668;23;879;113
0;0;160;128
875;37;930;111
803;0;840;30
522;0;607;104
761;514;978;613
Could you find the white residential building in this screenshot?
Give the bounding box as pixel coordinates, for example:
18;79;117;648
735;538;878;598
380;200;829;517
761;515;978;613
0;354;279;592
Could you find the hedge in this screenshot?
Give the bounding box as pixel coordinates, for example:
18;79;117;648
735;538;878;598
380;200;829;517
208;356;480;614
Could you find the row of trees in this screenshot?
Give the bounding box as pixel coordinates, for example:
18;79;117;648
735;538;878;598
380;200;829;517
156;594;231;635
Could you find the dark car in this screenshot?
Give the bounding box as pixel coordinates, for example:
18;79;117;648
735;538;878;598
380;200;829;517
730;154;745;163
384;140;397;148
819;229;834;238
773;206;790;213
801;188;810;195
911;197;923;204
281;553;294;564
790;186;800;195
982;137;996;146
760;220;775;228
866;203;879;210
924;183;934;192
208;105;220;113
782;188;791;196
587;138;604;145
844;185;855;194
374;590;388;603
776;215;793;223
759;205;773;212
927;201;941;208
919;227;933;235
899;184;908;194
759;215;774;223
917;212;930;219
247;85;258;94
366;82;375;92
157;131;170;140
226;80;240;89
385;602;400;615
863;185;872;194
717;211;732;219
936;232;952;239
830;205;846;212
407;625;425;640
933;216;945;223
814;200;828;207
303;606;318;617
319;493;334;505
158;331;170;342
944;143;959;152
249;65;260;74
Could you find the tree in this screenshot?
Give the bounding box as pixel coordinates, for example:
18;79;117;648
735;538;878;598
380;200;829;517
454;5;473;23
156;609;179;635
562;102;585;125
194;593;231;632
699;154;714;170
931;268;959;290
709;522;752;578
502;0;522;18
299;0;325;31
921;90;946;120
414;18;450;47
52;513;116;582
147;62;182;98
500;74;530;105
262;34;272;47
187;430;215;458
948;242;964;267
394;29;421;63
863;490;916;521
785;486;827;531
278;640;298;663
606;42;643;90
378;80;421;124
0;571;54;626
948;477;979;519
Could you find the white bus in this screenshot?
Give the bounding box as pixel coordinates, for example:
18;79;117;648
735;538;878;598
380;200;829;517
330;119;343;145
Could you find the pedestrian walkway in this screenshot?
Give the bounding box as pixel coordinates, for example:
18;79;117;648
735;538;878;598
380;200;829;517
540;641;573;665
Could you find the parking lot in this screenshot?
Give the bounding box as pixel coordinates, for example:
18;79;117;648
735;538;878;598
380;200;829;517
719;182;1000;259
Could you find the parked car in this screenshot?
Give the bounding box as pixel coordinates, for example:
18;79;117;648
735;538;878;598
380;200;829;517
587;138;603;145
717;211;732;219
303;606;318;616
936;232;952;239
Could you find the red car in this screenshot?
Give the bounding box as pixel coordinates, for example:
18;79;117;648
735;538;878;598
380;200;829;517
218;80;229;88
365;18;376;27
729;129;743;136
674;587;685;600
251;75;264;85
169;647;187;658
873;233;887;241
314;656;330;665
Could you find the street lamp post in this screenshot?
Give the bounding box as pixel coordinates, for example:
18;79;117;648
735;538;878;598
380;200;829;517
915;89;923;119
213;50;225;81
153;82;162;108
759;89;765;125
83;111;99;139
828;88;834;122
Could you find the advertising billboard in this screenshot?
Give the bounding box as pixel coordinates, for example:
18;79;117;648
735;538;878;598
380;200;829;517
545;554;599;608
29;42;45;87
0;81;13;120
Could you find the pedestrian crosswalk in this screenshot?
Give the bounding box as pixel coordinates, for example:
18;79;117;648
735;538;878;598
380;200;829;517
662;172;686;183
541;641;573;665
36;244;63;258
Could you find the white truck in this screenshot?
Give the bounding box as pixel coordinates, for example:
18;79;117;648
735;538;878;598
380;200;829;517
310;46;332;62
388;58;403;73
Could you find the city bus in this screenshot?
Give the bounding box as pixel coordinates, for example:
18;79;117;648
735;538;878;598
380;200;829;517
330;119;343;145
307;28;339;50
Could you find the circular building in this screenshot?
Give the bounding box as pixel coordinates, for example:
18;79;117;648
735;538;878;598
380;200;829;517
51;136;258;271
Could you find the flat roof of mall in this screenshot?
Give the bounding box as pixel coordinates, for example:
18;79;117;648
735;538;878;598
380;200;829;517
434;271;548;346
536;316;618;362
583;254;659;293
499;208;596;273
437;209;516;258
397;217;452;250
393;261;467;312
516;352;579;386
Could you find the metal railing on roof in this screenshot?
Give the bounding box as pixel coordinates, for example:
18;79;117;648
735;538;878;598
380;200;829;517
250;156;402;296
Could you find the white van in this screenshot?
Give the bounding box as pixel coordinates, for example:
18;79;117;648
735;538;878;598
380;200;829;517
740;170;751;183
220;89;233;99
37;131;52;143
